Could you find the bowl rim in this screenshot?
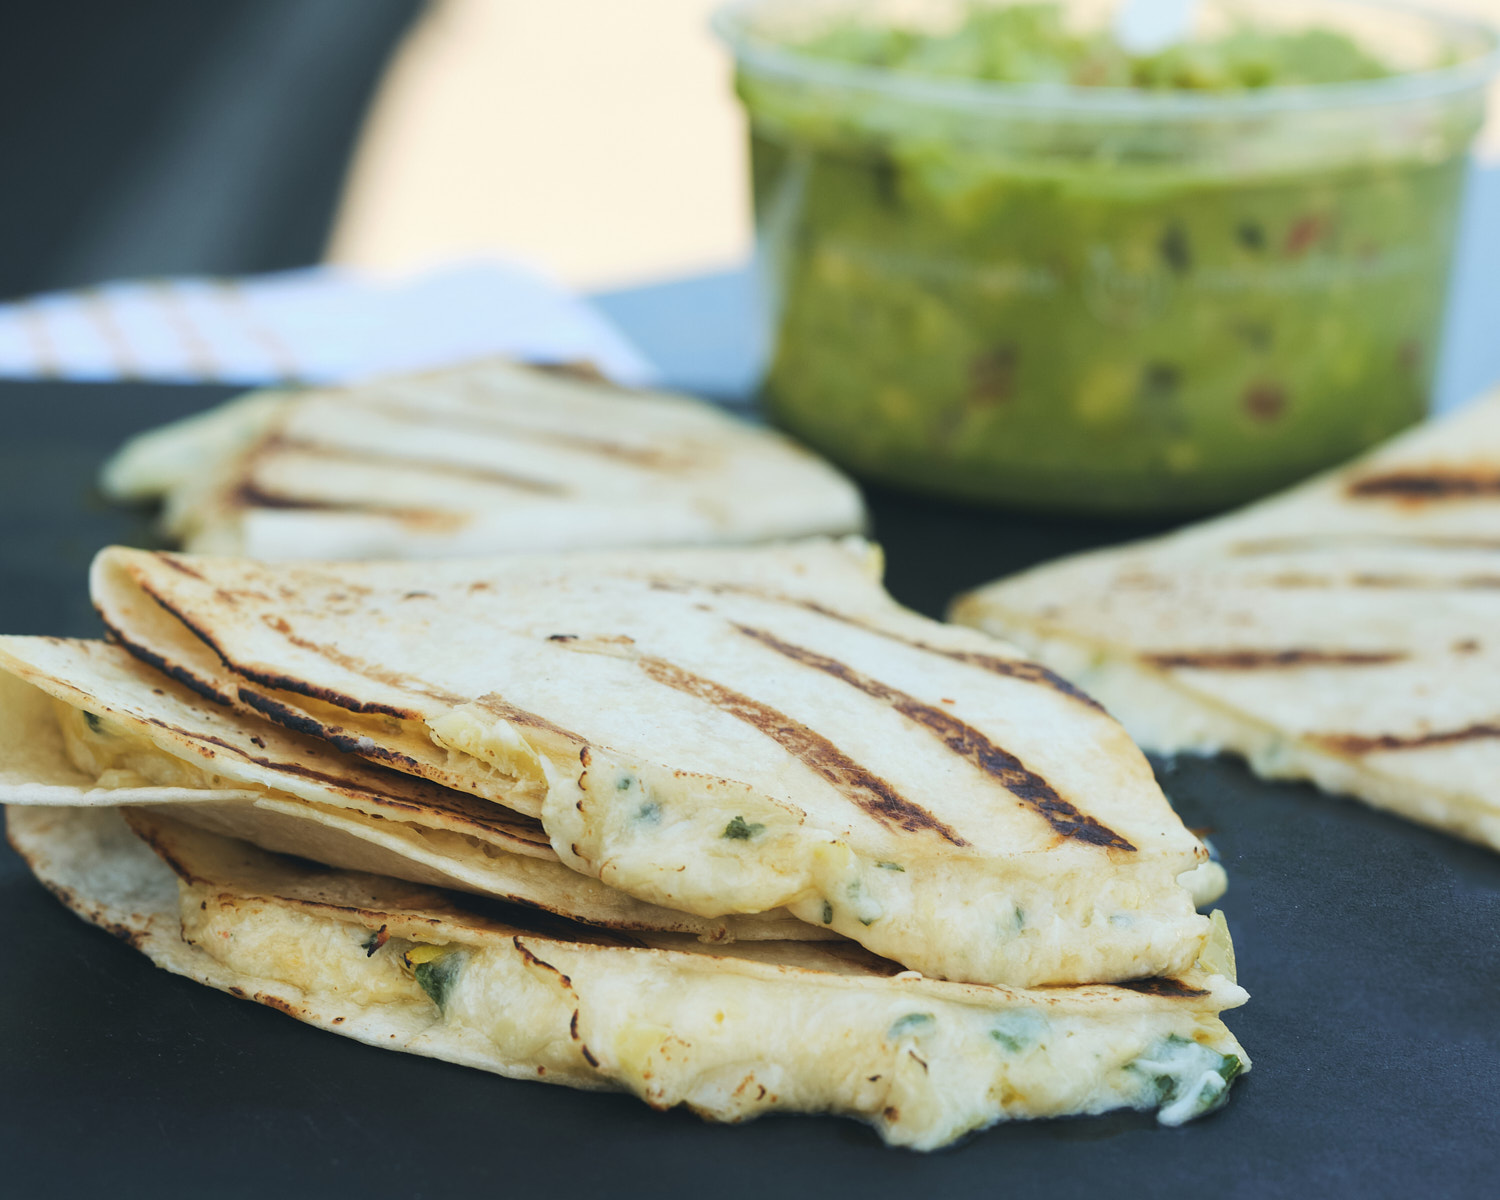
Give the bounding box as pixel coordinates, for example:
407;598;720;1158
712;0;1500;118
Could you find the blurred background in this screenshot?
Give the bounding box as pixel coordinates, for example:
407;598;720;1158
12;0;1485;299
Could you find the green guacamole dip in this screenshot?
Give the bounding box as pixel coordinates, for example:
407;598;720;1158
724;0;1493;513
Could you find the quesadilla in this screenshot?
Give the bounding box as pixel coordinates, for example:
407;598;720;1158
952;390;1500;851
6;805;1249;1149
100;359;866;559
91;537;1220;988
0;638;820;942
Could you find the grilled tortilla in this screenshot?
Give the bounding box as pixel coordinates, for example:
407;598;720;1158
6;806;1249;1149
0;637;819;943
92;537;1218;988
100;359;865;559
953;390;1500;851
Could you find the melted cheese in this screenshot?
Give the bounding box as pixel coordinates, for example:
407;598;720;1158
180;883;1249;1150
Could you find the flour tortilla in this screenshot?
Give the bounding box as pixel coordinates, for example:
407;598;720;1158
0;637;818;942
953;389;1500;851
92;537;1217;988
101;359;866;559
6;805;1249;1150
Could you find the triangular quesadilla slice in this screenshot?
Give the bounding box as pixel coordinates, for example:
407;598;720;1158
6;806;1249;1149
93;538;1218;987
953;391;1500;851
0;637;818;942
101;359;866;559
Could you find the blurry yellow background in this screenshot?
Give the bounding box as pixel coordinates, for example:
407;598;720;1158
327;0;1500;290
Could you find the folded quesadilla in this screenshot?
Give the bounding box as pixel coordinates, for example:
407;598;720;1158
953;390;1500;851
90;537;1220;988
6;805;1249;1149
100;359;865;559
0;638;820;943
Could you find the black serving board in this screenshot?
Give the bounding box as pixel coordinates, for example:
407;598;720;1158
2;380;1497;1199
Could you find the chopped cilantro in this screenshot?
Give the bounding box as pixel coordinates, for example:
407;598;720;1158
821;901;834;924
888;1012;935;1040
413;953;464;1012
635;801;661;825
875;861;905;872
722;815;765;840
83;711;103;734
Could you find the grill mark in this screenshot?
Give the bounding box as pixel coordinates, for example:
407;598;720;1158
633;655;965;846
1232;535;1500;555
265;627;466;713
1315;722;1500;755
648;580;1103;711
1267;572;1500;590
256;433;570;495
157;556;207;582
1348;470;1500;500
736;626;1134;851
1116;977;1210;999
357;398;693;471
230;482;471;533
1144;649;1406;671
473;694;589;748
100;614;233;708
237;687;425;775
136;577;441;721
133;715;546;843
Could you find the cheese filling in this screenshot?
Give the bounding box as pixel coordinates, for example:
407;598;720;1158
179;881;1249;1150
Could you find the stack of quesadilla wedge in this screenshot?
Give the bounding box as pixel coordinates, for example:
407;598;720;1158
954;390;1500;852
99;359;866;559
3;538;1249;1145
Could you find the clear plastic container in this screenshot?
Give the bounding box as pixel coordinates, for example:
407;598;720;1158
715;0;1500;514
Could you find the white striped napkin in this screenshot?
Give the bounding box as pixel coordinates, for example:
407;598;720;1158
0;261;658;388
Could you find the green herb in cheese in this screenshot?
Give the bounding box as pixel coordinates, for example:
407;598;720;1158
1128;1034;1245;1125
721;815;765;841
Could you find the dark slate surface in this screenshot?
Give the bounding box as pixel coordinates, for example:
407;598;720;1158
2;380;1497;1199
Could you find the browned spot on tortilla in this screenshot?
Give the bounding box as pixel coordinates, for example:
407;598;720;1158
1144;649;1405;670
257;433;570;495
1117;977;1210;998
255;993;305;1019
1454;639;1481;654
736;625;1133;852
634;653;965;846
1347;470;1500;501
648;580;1105;711
156;554;207;582
1315;722;1500;755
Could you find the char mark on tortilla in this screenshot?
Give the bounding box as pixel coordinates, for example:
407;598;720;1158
734;625;1135;852
237;687;426;776
361;399;692;472
1347;470;1500;500
1116;977;1210;998
647;580;1104;711
1143;649;1407;670
232;483;470;532
135;575;444;719
1314;721;1500;755
632;654;966;846
254;434;571;495
1231;535;1500;555
100;613;234;708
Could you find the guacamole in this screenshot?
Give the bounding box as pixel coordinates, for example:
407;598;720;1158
729;1;1489;513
